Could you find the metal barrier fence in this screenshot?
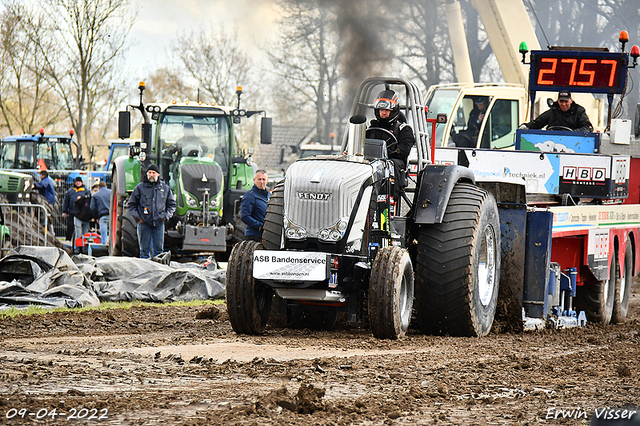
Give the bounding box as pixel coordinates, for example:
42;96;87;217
0;203;50;258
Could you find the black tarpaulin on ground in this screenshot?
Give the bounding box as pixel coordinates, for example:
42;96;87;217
0;246;226;309
0;247;100;309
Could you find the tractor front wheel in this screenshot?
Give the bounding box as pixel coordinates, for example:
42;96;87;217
226;240;273;335
368;246;414;339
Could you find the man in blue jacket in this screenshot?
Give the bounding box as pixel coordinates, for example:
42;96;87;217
90;181;111;244
33;170;55;206
127;164;176;259
241;170;270;242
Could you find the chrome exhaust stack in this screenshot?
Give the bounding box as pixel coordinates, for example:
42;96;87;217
344;115;367;157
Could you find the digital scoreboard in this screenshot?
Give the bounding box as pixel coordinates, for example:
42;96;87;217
529;50;628;94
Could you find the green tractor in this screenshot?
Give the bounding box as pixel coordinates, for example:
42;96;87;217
0;169;34;204
109;82;271;258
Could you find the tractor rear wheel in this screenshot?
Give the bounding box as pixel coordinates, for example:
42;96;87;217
0;234;10;258
415;183;501;337
108;172;124;256
120;210;140;258
262;181;284;250
577;249;616;324
612;239;633;323
369;246;414;339
109;169;140;258
226;240;273;335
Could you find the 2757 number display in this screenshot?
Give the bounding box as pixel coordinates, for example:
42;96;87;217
530;51;627;94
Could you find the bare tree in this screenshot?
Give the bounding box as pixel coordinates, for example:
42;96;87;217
269;1;342;143
393;0;453;91
33;0;135;159
0;1;65;135
170;27;252;107
143;67;194;103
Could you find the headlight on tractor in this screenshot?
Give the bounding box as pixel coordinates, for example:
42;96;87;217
284;217;307;240
185;192;198;208
209;195;220;209
318;217;349;242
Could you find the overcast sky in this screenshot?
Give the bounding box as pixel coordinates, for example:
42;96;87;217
126;0;279;79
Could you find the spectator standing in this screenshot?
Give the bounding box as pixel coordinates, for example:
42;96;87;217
33;170;55;206
90;181;111;244
63;177;90;248
241;170;270;242
33;169;56;237
127;164;176;259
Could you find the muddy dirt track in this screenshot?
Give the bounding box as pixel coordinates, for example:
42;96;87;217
1;280;639;425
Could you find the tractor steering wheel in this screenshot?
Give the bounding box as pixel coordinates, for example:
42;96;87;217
547;125;574;132
366;127;398;153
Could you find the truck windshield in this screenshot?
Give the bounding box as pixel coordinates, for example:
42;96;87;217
107;144;130;172
425;88;460;147
0;142;16;169
158;114;230;173
41;138;75;170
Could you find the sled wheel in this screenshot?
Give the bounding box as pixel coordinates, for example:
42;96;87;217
612;239;633;323
369;246;414;339
226;240;273;335
262;181;284;250
415;183;501;337
577;248;616;324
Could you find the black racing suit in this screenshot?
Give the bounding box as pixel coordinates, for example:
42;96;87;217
369;117;415;187
525;101;593;132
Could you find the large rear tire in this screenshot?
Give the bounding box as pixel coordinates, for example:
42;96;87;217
0;233;10;258
369;246;414;339
226;240;273;335
577;250;616;324
415;183;501;337
108;172;124;256
262;181;284;250
120;211;140;258
612;239;633;324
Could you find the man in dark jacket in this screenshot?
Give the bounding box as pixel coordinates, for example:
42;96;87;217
34;170;55;206
63;176;90;248
90;181;111;244
241;170;270;241
521;90;593;132
127;164;176;259
368;89;415;186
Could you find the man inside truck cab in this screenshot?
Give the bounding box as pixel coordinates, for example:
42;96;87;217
520;90;593;132
453;96;490;148
176;123;204;156
369;89;415;187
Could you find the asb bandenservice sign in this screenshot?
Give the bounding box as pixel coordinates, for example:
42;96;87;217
253;250;328;281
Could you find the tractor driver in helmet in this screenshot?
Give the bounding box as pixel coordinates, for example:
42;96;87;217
368;89;415;187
